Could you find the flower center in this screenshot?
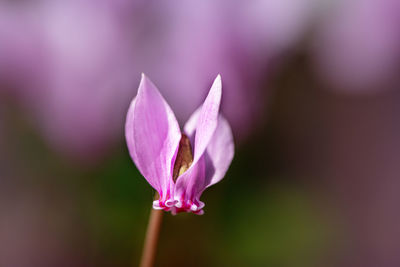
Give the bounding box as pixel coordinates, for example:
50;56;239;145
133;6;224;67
172;134;193;181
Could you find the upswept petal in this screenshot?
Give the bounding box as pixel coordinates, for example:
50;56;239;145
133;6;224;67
174;75;223;213
183;109;234;196
192;74;222;161
125;74;181;208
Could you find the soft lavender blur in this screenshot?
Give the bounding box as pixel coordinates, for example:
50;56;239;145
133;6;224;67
0;0;137;161
1;0;400;266
312;0;400;92
0;0;315;160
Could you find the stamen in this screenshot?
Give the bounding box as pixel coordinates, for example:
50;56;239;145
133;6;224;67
172;134;193;181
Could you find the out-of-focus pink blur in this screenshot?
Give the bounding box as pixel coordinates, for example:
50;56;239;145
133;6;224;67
0;0;316;159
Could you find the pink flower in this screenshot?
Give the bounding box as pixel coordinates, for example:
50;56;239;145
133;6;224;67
125;74;234;215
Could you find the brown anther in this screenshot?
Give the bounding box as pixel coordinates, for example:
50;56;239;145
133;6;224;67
172;134;193;182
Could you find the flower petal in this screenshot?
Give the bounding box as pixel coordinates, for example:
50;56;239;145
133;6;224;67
173;75;226;214
125;74;181;206
203;114;234;188
174;113;234;214
173;155;206;213
192;74;222;161
185;110;234;188
182;106;200;141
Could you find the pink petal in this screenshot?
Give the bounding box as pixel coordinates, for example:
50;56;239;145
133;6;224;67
185;110;235;188
182;107;200;140
173;156;206;213
192;75;222;161
125;74;181;207
204;114;235;188
174;75;225;213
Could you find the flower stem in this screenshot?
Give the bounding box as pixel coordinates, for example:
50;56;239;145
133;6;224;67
139;196;163;267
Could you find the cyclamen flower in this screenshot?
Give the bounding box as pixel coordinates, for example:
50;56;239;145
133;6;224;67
125;74;234;215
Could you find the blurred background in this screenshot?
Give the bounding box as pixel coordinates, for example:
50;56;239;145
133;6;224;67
1;0;400;266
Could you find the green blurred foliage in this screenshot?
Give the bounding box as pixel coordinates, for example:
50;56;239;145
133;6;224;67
85;145;332;267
